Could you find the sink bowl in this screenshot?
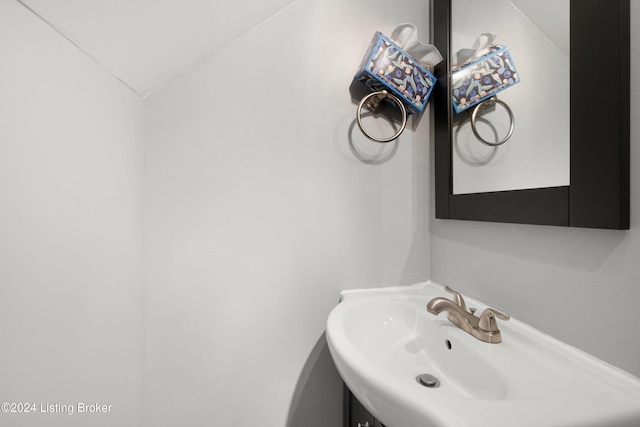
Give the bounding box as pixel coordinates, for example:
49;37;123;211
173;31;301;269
326;281;640;427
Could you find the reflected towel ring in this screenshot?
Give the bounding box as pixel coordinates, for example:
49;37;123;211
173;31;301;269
471;97;515;146
356;90;407;143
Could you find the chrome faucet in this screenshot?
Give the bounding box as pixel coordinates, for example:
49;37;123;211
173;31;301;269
426;285;510;344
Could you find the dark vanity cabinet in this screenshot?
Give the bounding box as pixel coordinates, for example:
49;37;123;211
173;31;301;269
344;385;386;427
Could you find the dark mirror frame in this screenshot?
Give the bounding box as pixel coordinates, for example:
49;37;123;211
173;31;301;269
431;0;630;229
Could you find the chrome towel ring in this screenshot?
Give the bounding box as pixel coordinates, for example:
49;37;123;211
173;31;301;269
470;97;515;146
356;90;408;143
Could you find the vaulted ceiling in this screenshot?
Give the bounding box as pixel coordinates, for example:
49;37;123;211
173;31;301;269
18;0;296;97
16;0;567;98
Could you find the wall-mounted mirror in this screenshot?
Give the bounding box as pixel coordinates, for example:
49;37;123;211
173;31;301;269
431;0;630;229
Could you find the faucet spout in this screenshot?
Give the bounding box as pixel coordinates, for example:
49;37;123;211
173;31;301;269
426;297;467;317
426;286;509;344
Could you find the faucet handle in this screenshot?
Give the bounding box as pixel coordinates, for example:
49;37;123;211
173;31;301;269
444;285;467;310
478;308;510;332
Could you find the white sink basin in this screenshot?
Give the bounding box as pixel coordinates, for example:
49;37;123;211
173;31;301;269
326;281;640;427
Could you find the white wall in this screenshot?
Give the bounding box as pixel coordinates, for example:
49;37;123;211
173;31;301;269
0;2;145;426
431;2;640;378
143;0;431;425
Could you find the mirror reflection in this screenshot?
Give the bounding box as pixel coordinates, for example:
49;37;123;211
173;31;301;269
452;0;570;195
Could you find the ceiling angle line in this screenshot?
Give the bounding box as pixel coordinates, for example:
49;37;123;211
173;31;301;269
14;0;143;98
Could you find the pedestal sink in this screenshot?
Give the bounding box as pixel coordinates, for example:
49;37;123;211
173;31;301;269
326;281;640;427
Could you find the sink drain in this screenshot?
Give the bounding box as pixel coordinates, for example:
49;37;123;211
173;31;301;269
416;374;440;388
